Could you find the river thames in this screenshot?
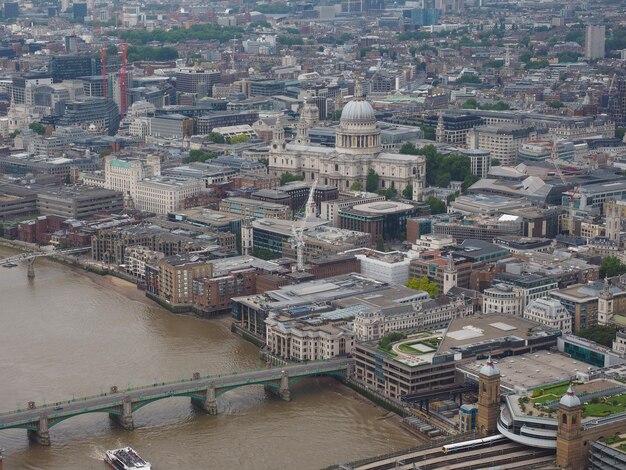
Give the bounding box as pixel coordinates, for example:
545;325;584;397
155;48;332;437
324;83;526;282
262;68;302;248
0;246;416;469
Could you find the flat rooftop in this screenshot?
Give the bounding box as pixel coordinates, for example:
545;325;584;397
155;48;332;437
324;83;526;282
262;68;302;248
459;350;586;392
351;200;415;214
439;313;557;355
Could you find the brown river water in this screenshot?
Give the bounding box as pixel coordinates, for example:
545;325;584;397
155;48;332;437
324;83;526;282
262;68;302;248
0;246;416;469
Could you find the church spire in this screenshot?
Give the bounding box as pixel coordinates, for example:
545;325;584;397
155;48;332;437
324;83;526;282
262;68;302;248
436;111;445;143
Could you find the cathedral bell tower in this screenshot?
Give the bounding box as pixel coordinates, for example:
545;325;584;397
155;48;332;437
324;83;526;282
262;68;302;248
476;355;500;435
556;384;583;468
270;123;286;153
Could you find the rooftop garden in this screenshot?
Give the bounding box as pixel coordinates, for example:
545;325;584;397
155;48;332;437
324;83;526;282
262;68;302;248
530;382;575;405
583;394;626;418
396;337;440;355
522;382;626;418
377;331;438;357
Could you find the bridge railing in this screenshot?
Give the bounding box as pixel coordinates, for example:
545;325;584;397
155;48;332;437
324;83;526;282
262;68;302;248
0;361;350;416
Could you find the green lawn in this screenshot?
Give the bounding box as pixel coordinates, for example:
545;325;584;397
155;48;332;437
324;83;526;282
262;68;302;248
583;394;626;417
531;382;572;405
584;403;624;417
397;340;437;355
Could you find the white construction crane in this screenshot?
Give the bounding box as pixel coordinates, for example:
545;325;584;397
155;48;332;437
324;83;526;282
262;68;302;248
291;180;318;272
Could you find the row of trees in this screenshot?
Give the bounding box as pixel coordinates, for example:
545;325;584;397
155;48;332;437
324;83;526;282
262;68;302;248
399;143;478;191
405;277;439;298
127;46;178;62
462;98;510;111
120;24;243;45
188;150;217;163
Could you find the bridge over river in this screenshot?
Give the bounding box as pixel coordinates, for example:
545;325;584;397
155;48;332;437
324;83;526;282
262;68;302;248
0;359;352;445
0;247;90;278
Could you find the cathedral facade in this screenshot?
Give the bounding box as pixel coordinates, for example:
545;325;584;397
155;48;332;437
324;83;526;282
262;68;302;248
268;96;426;201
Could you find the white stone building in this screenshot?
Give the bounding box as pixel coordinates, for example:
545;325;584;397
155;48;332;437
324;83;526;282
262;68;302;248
483;284;524;316
353;296;472;341
523;298;572;333
265;313;354;361
84;155;203;214
268;95;426;200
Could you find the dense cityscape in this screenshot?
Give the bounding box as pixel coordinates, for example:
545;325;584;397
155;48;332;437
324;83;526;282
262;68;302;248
0;0;626;468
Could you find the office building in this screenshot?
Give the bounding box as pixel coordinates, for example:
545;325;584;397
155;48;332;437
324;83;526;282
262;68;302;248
56;97;119;135
175;68;221;96
585;24;605;59
3;1;18;18
36;186;123;219
338;201;423;244
48;55;100;83
72;2;87;19
466;124;536;167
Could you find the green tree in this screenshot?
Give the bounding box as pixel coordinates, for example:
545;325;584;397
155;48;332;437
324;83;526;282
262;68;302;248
189;149;217;162
405;277;439;298
616;127;626;140
29;122;45;135
456;74;481;84
402;185;413;199
350;181;363;191
366;168;380;192
377;188;398;200
228;134;250;144
463;98;478;109
379;332;407;352
546;100;564;109
375;235;385;251
126;46;178;62
277;35;304;46
280;172;304;185
491;158;501;166
208;132;225;144
331;109;342;121
421;126;436;141
600;256;626;278
9;130;20;138
578;325;618;347
426;196;446;215
400;142;420;155
64;174;71;185
462;174;479;192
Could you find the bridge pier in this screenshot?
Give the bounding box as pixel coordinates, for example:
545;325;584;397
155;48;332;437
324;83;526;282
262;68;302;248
265;371;291;401
109;398;134;430
27;258;35;279
191;384;218;415
27;414;50;446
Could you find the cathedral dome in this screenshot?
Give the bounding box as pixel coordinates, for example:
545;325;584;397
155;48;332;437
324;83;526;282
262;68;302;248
559;384;581;408
340;98;376;124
